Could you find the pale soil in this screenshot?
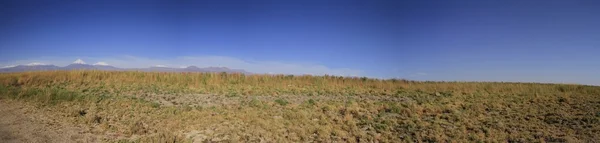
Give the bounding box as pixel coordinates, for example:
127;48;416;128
133;93;414;107
0;99;100;143
0;94;414;143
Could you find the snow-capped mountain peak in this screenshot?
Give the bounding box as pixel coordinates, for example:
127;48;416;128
153;65;167;68
26;62;47;66
93;62;109;66
1;65;16;68
73;59;86;64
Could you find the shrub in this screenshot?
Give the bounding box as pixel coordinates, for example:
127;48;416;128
248;98;263;108
307;99;316;106
275;98;289;106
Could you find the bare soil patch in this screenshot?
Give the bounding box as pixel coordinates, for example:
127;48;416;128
132;93;415;108
0;99;100;143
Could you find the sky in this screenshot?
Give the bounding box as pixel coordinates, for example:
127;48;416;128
0;0;599;85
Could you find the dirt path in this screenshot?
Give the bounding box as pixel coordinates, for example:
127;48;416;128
0;99;99;143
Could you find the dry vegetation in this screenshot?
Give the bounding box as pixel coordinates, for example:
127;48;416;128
0;70;599;142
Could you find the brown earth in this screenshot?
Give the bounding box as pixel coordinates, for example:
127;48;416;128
0;99;101;143
0;94;413;142
132;93;413;107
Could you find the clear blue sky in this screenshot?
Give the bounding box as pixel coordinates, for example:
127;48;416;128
1;0;599;85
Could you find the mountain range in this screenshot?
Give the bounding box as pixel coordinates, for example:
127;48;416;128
0;59;250;74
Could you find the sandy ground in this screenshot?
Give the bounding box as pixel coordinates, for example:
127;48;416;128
0;99;100;143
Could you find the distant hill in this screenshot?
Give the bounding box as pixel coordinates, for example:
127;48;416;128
0;59;250;74
0;64;61;72
63;63;96;70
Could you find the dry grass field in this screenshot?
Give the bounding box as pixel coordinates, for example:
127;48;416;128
1;71;599;142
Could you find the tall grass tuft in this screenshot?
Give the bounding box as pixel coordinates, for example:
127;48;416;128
1;70;597;97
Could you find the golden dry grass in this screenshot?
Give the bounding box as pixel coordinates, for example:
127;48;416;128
0;70;599;142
